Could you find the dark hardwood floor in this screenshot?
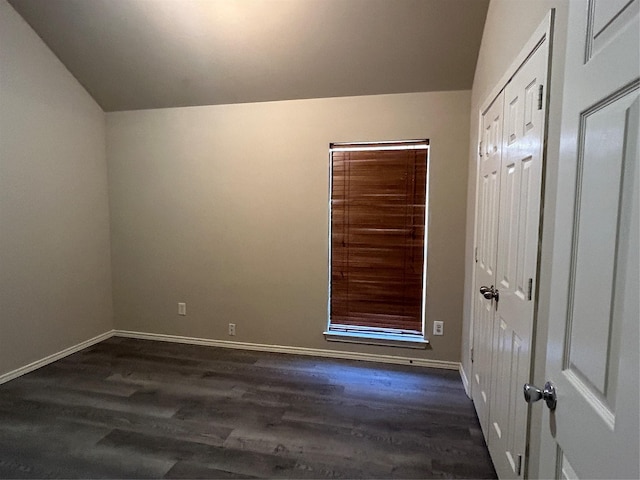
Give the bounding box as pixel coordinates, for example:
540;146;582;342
0;337;496;479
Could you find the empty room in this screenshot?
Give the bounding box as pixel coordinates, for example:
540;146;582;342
0;0;638;478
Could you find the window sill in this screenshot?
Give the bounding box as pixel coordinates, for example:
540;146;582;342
323;331;429;349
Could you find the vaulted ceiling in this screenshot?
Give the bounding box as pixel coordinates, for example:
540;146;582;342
8;0;489;112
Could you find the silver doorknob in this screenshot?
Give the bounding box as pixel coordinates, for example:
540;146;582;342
523;381;557;410
479;285;499;301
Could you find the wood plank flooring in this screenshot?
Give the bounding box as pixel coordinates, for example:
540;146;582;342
0;337;496;479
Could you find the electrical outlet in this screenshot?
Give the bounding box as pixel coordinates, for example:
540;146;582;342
433;320;444;336
228;323;236;336
178;302;186;316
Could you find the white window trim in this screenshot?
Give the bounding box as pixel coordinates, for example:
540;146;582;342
323;328;429;349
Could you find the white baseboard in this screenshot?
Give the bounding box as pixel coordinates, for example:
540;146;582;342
0;330;115;385
114;330;461;371
460;363;471;398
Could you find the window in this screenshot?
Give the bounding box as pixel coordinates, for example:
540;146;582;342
325;140;429;348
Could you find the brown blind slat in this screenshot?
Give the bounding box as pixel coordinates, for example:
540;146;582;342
330;141;428;333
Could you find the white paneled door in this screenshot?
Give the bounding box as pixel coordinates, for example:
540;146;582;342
473;92;504;438
539;1;639;478
488;40;549;479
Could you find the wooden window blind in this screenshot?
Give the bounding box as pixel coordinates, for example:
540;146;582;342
330;140;428;334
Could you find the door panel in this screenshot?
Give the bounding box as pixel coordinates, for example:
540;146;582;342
589;0;639;56
488;40;549;479
541;0;639;478
568;91;638;399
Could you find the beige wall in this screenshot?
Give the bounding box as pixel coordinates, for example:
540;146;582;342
0;1;113;377
463;0;570;476
107;90;470;363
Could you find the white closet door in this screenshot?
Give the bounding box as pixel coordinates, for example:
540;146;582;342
472;92;504;438
488;39;549;479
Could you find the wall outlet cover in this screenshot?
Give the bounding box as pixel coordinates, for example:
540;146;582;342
433;321;444;335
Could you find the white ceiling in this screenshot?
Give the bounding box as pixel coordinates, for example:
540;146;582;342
8;0;489;112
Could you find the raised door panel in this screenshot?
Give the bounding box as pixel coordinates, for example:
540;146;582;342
491;317;528;475
567;91;638;400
